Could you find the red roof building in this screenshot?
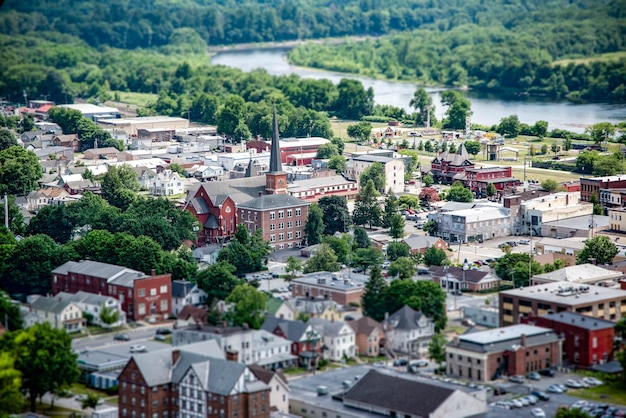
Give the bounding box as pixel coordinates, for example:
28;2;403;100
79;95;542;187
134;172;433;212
465;166;520;194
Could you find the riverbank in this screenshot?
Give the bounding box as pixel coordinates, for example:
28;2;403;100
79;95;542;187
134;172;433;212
207;35;378;53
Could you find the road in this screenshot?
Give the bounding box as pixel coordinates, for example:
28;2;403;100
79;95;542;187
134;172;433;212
72;322;171;351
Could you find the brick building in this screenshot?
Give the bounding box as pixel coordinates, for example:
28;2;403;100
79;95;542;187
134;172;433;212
465;166;519;194
523;312;615;369
581;175;626;204
446;324;562;382
51;260;172;321
246;136;329;166
290;272;365;306
117;345;270;418
499;281;626;326
427;143;475;184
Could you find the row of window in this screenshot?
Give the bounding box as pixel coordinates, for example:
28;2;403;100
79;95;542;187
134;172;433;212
269;231;301;242
269;209;301;220
138;285;169;298
269;221;300;230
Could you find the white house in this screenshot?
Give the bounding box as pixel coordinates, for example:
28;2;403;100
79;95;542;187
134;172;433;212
382;305;435;358
149;169;184;196
308;318;356;361
171;280;208;315
55;291;126;328
249;365;290;413
27;295;86;333
192;244;221;266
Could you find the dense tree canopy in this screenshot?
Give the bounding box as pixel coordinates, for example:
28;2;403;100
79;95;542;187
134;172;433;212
576;235;619;265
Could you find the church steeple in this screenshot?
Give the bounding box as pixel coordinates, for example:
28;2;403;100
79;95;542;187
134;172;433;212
268;104;282;173
265;104;287;194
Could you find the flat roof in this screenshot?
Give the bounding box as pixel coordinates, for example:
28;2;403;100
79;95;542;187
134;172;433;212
535;237;587;250
539;312;616;331
582;175;626;182
58;103;120;114
458;324;551;345
542;214;609;229
501;281;626;305
99;116;188;125
293;272;367;291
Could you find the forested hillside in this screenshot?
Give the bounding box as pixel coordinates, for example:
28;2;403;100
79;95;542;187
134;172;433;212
287;0;626;101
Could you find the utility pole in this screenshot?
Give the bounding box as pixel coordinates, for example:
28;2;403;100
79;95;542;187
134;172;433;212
529;221;533;285
524;155;527;183
4;194;8;230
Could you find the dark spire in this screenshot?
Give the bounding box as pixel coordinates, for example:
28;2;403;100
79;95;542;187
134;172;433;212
269;104;282;173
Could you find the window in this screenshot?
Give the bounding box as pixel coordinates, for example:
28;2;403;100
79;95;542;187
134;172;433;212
270;224;276;230
296;231;301;238
279;233;284;241
160;285;168;294
270;212;276;220
287;232;293;239
279;222;284;229
296;208;301;216
138;303;146;315
138;288;146;297
160;299;168;311
287;221;292;228
279;211;284;219
287;209;293;217
270;235;276;242
295;220;301;227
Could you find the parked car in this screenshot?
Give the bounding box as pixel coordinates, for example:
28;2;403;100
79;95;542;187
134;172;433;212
526;372;541;381
352;266;364;273
508;375;525;384
510;399;524;408
572;400;589;409
531;390;550;401
409;360;429;368
392;358;409;367
539;368;556;377
582;377;604;386
555;383;569;392
519;239;530;245
525;395;538;405
114;333;130;341
531;407;546;418
129;345;147;353
155;327;172;335
546;384;563;393
565;379;583;389
382;261;391;269
154;334;166;341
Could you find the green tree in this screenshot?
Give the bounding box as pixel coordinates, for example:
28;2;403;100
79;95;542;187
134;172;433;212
99;304;120;327
0;146;42;195
428;333;447;367
352;179;382;228
409;87;433;126
380;279;447;331
353;226;371;249
196;261;244;303
0;291;22;331
303;243;340;273
286;256;303;279
335;79;374;120
216;94;246;137
387;257;415;279
0;352;23;414
424;140;433;153
551;143;561;156
81;393;101;411
576;150;599;174
100;164;140;210
226;284;268;329
389;214;405;240
541;179;559;192
361;265;388;321
0;323;79;412
423;246;448;266
554;407;592;418
323;235;350;265
318;196;350;235
328;155;347;173
169;163;185;176
464;140;481;156
353;247;384;273
533;120;549;138
347;121;373;143
441;91;471;130
486;182;497;197
386;241;410;261
563;135;572;151
593;155;622;176
541;143;548;154
497;114;521;138
422;174;434;187
359;162;386;191
422;220;438;236
398;195;419;209
576;235;619;265
305;204;324;245
0;128;18;151
586;122;615;146
316;142;339;159
447;181;474;202
382;193;399;228
0;195;25;235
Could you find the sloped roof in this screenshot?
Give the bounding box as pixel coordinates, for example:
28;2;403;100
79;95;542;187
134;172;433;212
402;234;444;250
308;318;352;338
268;104;283;174
383;305;426;331
187;176;266;206
261;316;310;341
428;265;494;284
238;194;308;211
31;296;74;314
56;291;115;306
347;316;382;336
248;364;288;386
52;260;146;284
172;280;196;298
343;369;456;417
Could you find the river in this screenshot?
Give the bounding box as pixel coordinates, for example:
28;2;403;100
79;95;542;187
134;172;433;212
211;48;625;133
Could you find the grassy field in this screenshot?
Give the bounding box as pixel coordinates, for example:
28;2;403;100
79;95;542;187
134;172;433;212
574;382;626;406
109;91;158;107
553;51;626;66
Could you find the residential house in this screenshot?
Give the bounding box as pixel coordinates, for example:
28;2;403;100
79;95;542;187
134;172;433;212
117;345;270;418
58;173;94;195
51;260;172;321
308;318;355;361
523;312;615;369
269;299;296;321
150;169;184;196
290;298;353;322
381;305;435;358
26;295;85;333
26;188;73;212
248;365;289;414
173;325;297;370
499;281;626;326
52;134;80;152
402;234;448;255
55;290;126;328
171;280;208;316
428;265;502;293
192;244;221;266
176;305;208;326
33;146;74;161
446;324;562;382
84;147;120;160
261;317;321;368
347;316;384;357
133;166;157;190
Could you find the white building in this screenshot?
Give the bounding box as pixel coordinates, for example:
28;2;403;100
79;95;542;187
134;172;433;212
382;306;435;357
55;291;126;328
26;295;86;333
308;318;356;361
171;280;208;315
517;192;593;236
217;151;271;172
58;103;121;121
149;169;184;196
428;205;511;243
345;154;405;194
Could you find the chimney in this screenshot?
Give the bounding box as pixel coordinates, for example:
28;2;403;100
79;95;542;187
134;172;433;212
520;333;527;347
172;349;181;365
151;269;156;276
226;349;239;362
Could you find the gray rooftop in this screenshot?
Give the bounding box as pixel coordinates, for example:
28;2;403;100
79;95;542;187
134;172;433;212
501;281;626;305
543;214;609;229
532;263;623;283
292;272;366;291
238;193;309;211
451;324;559;353
52;260;145;282
382;305;425;331
261;317;312;342
538;312;616;331
172;280;196;298
352;154;395;164
308;318;352;338
31;295;74;314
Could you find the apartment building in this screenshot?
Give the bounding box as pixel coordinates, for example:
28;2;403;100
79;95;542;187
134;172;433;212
345;154;405;193
517;192;592;236
581;175;626;203
427;205;511;243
